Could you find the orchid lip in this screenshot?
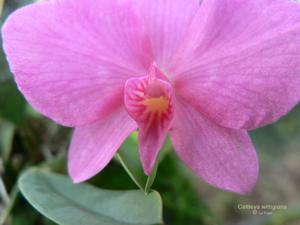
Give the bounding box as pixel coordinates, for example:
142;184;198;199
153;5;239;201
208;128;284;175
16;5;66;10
124;64;174;126
124;63;175;174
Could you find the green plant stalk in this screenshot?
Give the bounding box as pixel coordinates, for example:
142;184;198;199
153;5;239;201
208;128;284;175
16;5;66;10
117;152;159;195
116;153;145;192
0;177;9;205
0;183;19;225
0;0;3;17
144;161;158;194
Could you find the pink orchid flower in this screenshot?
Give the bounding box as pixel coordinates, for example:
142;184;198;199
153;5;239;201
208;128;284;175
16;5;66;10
2;0;300;194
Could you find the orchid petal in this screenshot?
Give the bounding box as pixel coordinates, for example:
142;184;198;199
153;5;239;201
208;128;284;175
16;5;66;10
173;0;300;129
170;98;259;194
133;0;199;73
2;0;152;126
68;107;137;183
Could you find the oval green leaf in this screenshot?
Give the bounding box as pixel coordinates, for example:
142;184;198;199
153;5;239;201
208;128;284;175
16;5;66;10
18;169;163;225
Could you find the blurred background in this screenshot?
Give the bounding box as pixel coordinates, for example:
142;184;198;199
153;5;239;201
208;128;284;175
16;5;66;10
0;0;300;225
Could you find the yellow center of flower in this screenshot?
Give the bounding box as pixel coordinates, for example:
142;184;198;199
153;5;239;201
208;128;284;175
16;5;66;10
144;96;169;113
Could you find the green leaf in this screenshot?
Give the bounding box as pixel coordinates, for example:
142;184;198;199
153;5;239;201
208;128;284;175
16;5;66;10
18;169;163;225
0;80;26;125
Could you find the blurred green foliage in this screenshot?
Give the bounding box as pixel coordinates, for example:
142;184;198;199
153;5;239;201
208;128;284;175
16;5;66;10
0;80;26;125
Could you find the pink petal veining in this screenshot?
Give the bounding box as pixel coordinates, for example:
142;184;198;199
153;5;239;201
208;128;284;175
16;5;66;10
2;0;152;126
172;0;300;130
133;0;199;72
68;106;137;183
170;98;259;194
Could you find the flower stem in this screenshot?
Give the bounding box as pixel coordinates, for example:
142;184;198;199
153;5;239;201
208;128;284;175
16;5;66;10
0;177;10;205
0;183;19;225
144;161;158;194
116;153;145;192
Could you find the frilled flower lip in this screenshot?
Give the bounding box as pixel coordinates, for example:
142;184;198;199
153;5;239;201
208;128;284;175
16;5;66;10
2;0;300;194
124;64;175;175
